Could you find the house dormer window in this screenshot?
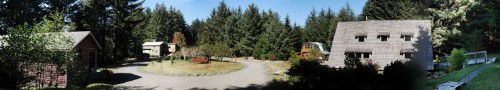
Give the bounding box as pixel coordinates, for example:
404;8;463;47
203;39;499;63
345;48;372;59
401;32;414;41
377;32;390;42
355;32;367;42
400;49;415;59
356;36;366;42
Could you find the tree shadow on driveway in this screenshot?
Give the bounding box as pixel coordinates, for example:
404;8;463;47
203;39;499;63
109;73;142;85
182;80;294;90
224;80;294;90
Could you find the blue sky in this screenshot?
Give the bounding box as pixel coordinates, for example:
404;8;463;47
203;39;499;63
143;0;368;26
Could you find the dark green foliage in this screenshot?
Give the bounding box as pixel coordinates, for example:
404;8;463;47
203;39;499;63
303;8;337;49
72;0;113;65
360;0;425;20
337;3;355;22
383;60;426;90
0;14;78;88
199;1;231;45
111;0;145;63
91;69;114;83
199;42;233;60
448;48;467;71
66;60;89;88
0;0;78;35
288;57;425;90
235;4;263;56
0;0;45;34
290;24;304;52
189;19;205;45
252;11;294;60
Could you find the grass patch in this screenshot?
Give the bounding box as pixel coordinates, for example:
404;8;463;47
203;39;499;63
265;61;292;81
97;68;117;72
427;64;482;89
86;83;112;89
140;60;243;76
464;58;500;90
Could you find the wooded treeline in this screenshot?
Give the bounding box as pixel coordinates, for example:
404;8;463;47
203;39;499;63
360;0;500;54
1;0;499;64
1;0;500;89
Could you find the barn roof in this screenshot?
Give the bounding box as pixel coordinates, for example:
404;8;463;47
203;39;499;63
68;31;101;49
143;42;164;46
0;31;102;50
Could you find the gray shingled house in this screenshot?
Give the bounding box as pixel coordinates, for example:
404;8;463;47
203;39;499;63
326;20;433;70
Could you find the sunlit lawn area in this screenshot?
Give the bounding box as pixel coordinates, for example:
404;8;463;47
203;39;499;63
265;61;292;81
140;60;243;76
426;64;482;89
464;53;500;90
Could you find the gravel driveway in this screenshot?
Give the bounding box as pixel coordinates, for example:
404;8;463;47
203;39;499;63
111;60;270;90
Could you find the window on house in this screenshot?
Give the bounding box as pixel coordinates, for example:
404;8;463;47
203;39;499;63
346;52;371;59
355;53;362;58
378;36;389;41
356;36;366;42
401;36;412;41
401;53;411;58
363;53;370;58
378;32;390;42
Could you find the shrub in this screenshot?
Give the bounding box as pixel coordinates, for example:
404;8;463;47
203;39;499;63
89;69;114;83
383;60;426;90
86;83;112;90
288;56;425;90
448;48;467;71
288;51;300;66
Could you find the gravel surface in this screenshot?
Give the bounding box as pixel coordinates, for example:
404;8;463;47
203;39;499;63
111;60;270;90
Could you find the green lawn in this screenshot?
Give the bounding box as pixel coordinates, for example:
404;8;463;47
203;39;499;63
464;57;500;90
426;64;482;89
140;60;243;76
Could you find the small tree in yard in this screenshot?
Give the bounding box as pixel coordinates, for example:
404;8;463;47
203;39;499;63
214;42;232;60
199;42;232;61
448;48;467;71
174;32;188;60
199;43;214;59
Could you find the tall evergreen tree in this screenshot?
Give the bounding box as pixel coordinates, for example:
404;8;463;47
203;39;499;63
290;23;304;52
111;0;144;62
72;0;113;64
235;3;262;56
427;0;475;53
199;1;231;45
189;19;205;45
337;3;355;22
360;0;424;20
0;0;78;35
304;9;319;42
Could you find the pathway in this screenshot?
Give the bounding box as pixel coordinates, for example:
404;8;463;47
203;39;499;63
111;59;271;90
459;57;497;83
